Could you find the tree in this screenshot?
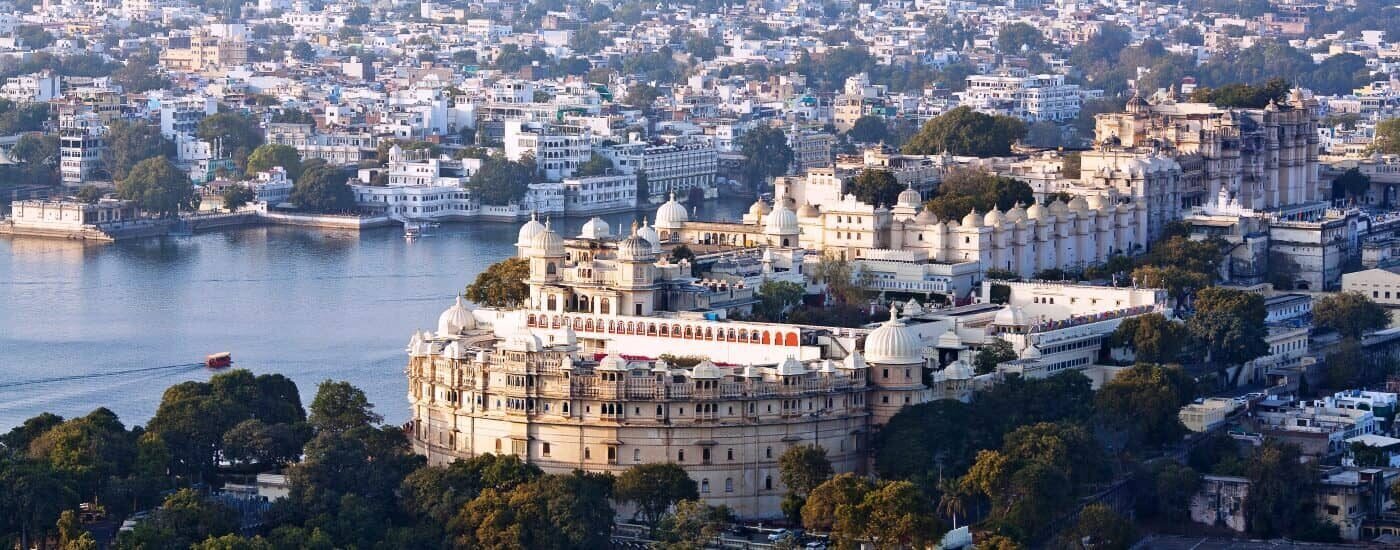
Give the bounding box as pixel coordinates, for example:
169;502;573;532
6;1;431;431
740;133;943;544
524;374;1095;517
1243;441;1313;538
974;339;1017;375
922;167;1034;222
802;473;873;532
1131;265;1210;305
1062;152;1081;179
292;41;316;62
10;133;60;185
449;471;616;550
959;422;1107;543
873;400;979;490
221;419;306;468
846;115;889;144
847;169;903;206
75;185;104;203
657;500;733;550
245;144;303;180
1351;441;1386;468
219;184;255;211
1108;313;1191;364
0;460;80;550
903;107;1027;157
104;120;175;181
1314;291;1390;339
118;157;196;216
669;244;696;264
573;153;614;177
27;408;137;499
737;125;794;190
615;463;698;528
1189;78;1289;108
753;280;805;321
308;380;382;435
997;22;1044;53
1331;167;1371;201
1187;287;1269;386
832;480;944;550
1375;118;1400;155
400;454;543;525
1094;364;1194;450
116;489;239;549
624;84;662;112
197;112;264;171
2;412;64;451
467;154;537;205
192;535;275;550
778;445;833;522
291;162;355;212
1133;461;1200;524
465;257;531;308
1053;504;1137;550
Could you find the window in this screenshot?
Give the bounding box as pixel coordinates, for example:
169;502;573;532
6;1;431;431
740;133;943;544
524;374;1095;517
727;448;734;461
701;479;710;493
765;476;773;490
634;448;642;462
584;447;591;460
725;478;734;492
678;450;685;462
765;447;772;459
542;442;551;457
702;448;712;463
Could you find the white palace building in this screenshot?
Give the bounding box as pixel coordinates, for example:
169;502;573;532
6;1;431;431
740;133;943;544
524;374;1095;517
406;198;1170;518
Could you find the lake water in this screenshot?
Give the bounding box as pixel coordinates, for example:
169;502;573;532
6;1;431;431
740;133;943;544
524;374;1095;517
0;198;752;430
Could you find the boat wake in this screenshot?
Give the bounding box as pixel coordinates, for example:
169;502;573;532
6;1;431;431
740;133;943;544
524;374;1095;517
0;363;205;390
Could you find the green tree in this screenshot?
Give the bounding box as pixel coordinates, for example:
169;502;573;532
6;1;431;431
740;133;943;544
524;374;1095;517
1;459;80;550
657;499;733;550
903;106;1026;157
997;22;1044;53
1189;78;1289;108
1108;313;1191;364
27;408;137;499
846;115;890;144
467;154;537;205
1331;167;1371;200
1131;265;1211;305
10;133;60;185
308;380;382;435
197;112;264;171
615;463;698;528
1133;461;1200;523
116;489;239;550
75;185;104;203
1187;287;1269;386
221;419;306;468
802;473;873;532
117;156;196;216
1351;441;1386;468
1375;118;1400;155
219;184;255;211
291;161;355;212
778;445;833;522
873;400;979;490
1094;364;1194;450
291;41;315;61
847;168;903;206
921;167;1034;222
1314;291;1390;339
104;120;175;181
465;257;531;308
1243;441;1313;538
960;422;1107;543
1053;503;1137;550
974;339;1017;375
400;454;543;525
573;153;615;177
193;534;275;550
832;480;944;550
245;143;303;180
753;280;805;321
737;125;794;190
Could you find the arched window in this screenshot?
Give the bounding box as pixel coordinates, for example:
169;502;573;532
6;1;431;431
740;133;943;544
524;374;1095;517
785;333;798;346
685;326;693;339
585;319;594;331
739;330;748;342
727;329;736;341
701;479;710;493
762;332;771;344
704;328;713;340
725;478;734;492
573;318;583;330
660;324;669;336
546;262;556;275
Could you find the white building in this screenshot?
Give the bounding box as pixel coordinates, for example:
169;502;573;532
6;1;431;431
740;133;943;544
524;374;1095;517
962;73;1082;122
1;71;60;103
59;111;105;185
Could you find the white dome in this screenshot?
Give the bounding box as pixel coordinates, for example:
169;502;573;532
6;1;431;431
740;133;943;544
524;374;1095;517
748;199;772;218
765;203;799;236
993;305;1027;327
984;208;1004;226
842;350;868;370
529;222;565;256
636;219;661;252
943;359;974;380
936;326;964;349
655;192;689;229
914;209;939;224
1006;203;1027;222
516;213;545;247
598;353;629;371
961;209;982;228
798;202;820;218
580;217;611;239
903;298;923;317
897;187;922;208
864;307;924;365
1068;196;1089;212
1026;202;1048;220
437;296;476;335
1086;194;1107;210
777;356;806;376
692;360;724;379
1049;199;1069;215
617;233;654;261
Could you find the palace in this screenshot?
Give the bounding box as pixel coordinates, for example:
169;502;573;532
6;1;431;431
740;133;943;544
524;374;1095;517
407;216;931;517
406;200;1171;517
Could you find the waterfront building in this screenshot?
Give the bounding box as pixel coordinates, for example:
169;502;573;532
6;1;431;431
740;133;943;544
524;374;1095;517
266;123;382;166
7;199;138;235
407;217;932;517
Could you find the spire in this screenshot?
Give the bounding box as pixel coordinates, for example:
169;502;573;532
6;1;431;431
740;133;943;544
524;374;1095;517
630;219;639;235
888;304;900;323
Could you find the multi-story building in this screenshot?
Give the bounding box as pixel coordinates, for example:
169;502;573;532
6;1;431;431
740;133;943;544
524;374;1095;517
1;71;60;103
786;127;834;175
504;120;592;181
58;111;104;185
266;123;382;166
407;218;930;518
159;30;248;72
962;73;1082;122
154;95;217;139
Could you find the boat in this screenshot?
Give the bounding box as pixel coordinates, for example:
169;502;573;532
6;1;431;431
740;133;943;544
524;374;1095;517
403;221;423;240
205;352;232;369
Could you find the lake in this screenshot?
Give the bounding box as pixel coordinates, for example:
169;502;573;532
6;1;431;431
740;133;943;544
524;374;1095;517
0;198;751;430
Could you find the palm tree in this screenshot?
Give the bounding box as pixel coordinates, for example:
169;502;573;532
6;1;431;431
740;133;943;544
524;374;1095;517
936;478;968;529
